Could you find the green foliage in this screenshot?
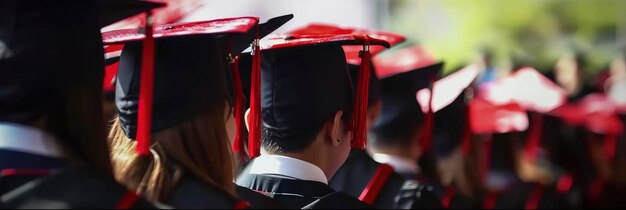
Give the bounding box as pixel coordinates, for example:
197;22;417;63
389;0;622;74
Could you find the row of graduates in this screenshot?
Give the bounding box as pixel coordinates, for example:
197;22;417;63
1;0;438;208
2;0;625;209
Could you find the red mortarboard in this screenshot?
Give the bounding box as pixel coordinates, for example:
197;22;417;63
246;29;390;158
102;0;202;31
416;64;480;113
374;45;438;79
481;67;567;113
469;97;529;134
370;45;443;152
102;15;292;156
284;23;405;65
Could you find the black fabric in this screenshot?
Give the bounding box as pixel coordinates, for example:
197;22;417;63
116;36;232;138
0;0;103;124
371;63;444;143
0;150;66;195
395;181;443;209
1;166;165;209
166;175;239;209
485;183;569;209
236;173;367;209
330;149;442;209
260;44;353;151
432;94;468;158
349;64;380;108
302;192;375;209
235;185;287;209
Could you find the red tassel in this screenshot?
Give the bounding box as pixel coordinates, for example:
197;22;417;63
230;55;246;157
603;134;617;161
441;186;456;209
351;44;371;150
136;12;155;156
483;191;497;209
524;114;543;162
556;174;574;193
359;164;393;204
420;75;437;153
115;190;140;209
233;201;251;209
524;184;544;210
247;28;262;158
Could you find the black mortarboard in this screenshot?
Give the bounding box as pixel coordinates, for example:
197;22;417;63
243;31;390;157
370;62;443;142
103;15;291;155
0;0;161;124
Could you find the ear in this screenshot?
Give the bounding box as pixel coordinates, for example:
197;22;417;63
244;108;251;131
327;111;344;146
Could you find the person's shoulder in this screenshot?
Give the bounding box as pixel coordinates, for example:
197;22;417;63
395;180;443;209
302;191;375;209
1;167;167;209
236;185;287;209
168;175;241;209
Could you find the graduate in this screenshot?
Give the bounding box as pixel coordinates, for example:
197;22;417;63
326;34;442;208
103;15;290;208
0;0;166;208
235;27;391;208
364;46;444;193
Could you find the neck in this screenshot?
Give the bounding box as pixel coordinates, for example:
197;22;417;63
269;138;333;180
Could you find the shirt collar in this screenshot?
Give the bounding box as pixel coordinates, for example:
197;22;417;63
371;153;419;174
249;155;328;184
0;122;64;158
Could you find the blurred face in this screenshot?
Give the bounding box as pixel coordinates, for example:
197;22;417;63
224;104;236;147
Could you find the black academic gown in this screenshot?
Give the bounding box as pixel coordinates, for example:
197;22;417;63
166;175;244;209
237;173;372;209
330;149;442;209
1;166;162;209
236;185;287;209
481;182;570;209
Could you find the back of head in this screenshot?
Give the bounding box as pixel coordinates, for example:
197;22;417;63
109;36;236;201
261;44;353;153
0;0;112;175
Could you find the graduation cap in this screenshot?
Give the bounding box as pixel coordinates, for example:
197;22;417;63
244;30;390;158
469;97;529;134
370;45;443;152
415;65;480;157
98;0;166;28
550;93;624;160
479;67;567;162
102;15;292;156
0;0;162;124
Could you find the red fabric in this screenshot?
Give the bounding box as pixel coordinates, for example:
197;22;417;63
280;23;405;65
556;174;574;193
259;34;389;51
102;0;202;31
103;62;119;93
374;46;437;79
524;114;544;162
233;201;250;209
136;13;155;156
441;186;456;209
230;56;245;157
0;169;50;177
351;46;371;150
420;75;437;153
115;190;140;209
247;29;262;158
358;164;394;205
483;192;497;209
525;184;544;210
604;134;618;161
469;97;528;134
103;17;260;45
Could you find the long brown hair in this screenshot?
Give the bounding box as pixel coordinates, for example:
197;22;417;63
108;100;235;202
